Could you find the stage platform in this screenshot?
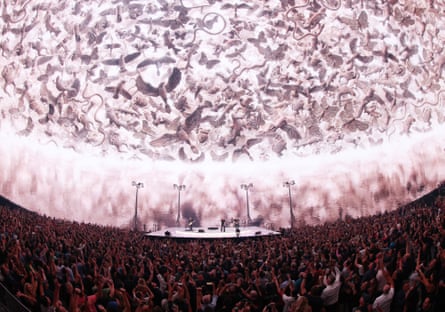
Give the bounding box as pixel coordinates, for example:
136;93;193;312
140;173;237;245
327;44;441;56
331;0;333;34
145;226;280;239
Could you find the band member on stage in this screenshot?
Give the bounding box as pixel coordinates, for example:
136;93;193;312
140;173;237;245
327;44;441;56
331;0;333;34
188;217;194;231
234;218;240;229
220;218;226;232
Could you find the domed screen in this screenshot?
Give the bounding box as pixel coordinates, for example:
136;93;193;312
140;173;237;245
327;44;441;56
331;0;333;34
0;0;444;228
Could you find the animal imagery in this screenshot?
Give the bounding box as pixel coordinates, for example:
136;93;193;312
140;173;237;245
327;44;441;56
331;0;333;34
1;0;445;228
1;0;444;162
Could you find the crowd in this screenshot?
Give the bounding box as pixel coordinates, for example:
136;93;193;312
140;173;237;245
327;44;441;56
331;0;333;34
1;195;445;312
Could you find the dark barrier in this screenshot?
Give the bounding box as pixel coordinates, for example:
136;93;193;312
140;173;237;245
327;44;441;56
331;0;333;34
0;282;31;312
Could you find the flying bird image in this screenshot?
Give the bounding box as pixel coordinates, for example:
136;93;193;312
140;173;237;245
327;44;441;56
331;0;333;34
102;52;141;72
136;67;182;112
105;80;132;100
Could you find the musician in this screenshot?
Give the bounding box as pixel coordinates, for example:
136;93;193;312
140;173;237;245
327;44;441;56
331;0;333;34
220;219;226;232
188;217;194;231
234;218;240;229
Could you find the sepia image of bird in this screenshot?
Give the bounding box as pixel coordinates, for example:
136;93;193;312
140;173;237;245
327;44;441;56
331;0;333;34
136;67;182;113
105;80;132;100
269;119;301;140
102;52;141;72
150;125;198;154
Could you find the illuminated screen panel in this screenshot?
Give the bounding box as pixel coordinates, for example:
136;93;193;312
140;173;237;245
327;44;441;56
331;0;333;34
0;0;444;229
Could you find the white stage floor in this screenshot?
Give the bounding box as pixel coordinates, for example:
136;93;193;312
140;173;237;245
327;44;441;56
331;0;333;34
145;226;280;239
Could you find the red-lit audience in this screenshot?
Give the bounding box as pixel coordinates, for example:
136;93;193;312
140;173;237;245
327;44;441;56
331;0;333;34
1;197;444;312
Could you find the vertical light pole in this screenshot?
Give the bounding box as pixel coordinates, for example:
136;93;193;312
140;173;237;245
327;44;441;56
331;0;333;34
174;184;186;225
132;181;144;231
283;180;295;229
240;183;253;224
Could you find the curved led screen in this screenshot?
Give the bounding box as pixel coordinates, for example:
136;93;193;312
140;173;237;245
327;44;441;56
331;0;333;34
0;0;444;228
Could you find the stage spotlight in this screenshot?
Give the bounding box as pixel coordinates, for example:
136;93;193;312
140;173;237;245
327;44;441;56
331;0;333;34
198;229;205;233
255;231;261;235
164;231;171;237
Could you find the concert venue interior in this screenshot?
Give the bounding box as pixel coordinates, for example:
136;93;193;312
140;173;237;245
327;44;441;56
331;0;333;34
1;0;445;231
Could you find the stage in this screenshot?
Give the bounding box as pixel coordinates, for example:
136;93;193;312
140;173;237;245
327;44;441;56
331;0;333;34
145;225;280;239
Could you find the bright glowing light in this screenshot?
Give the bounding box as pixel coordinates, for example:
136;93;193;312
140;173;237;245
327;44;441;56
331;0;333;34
1;126;444;228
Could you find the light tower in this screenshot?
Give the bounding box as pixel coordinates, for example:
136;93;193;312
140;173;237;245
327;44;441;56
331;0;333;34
283;180;295;229
132;181;144;231
240;183;253;224
174;184;186;225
